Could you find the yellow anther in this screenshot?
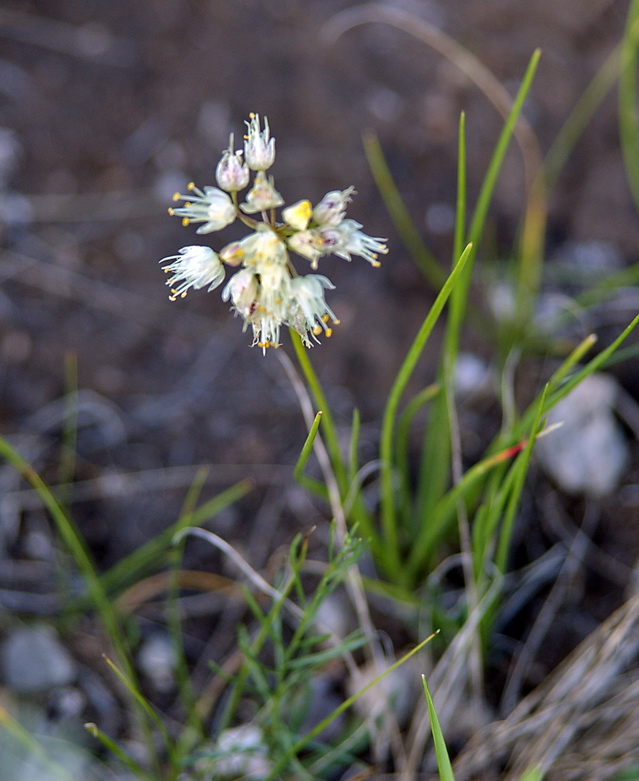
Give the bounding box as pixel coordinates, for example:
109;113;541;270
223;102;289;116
372;260;381;268
325;328;333;337
313;325;322;336
249;112;256;119
168;207;175;215
187;182;195;191
172;192;181;202
182;218;190;227
322;315;329;323
333;319;341;325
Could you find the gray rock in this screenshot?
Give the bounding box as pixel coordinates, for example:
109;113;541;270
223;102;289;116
536;373;628;497
2;625;76;693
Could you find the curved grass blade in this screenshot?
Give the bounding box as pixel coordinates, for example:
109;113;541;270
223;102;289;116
363;129;445;288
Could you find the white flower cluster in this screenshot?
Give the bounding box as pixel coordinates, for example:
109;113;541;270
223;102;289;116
160;113;388;352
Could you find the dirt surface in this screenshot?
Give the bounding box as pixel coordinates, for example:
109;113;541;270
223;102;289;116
1;0;639;775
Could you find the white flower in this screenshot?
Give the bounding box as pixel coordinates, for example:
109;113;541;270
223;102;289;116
239;225;288;271
222;268;258;319
223;269;285;351
240;171;284;214
243;113;276;171
159;246;225;300
318;219;388;266
250;309;283;351
169;183;236;233
287;228;323;268
287;274;339;345
215;133;250;192
258;261;292;317
313;186;355;226
283;199;312;231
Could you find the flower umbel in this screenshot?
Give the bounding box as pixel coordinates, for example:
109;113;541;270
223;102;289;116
160;114;387;352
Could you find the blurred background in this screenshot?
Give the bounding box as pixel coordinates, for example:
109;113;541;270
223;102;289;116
1;0;639;768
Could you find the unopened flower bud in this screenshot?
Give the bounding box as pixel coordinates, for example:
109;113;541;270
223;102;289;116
219;241;245;267
216;134;250;192
283;199;312;231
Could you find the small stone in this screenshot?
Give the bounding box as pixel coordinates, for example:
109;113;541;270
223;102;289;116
455;353;492;398
536;373;628;497
137;633;176;692
2;625;76;693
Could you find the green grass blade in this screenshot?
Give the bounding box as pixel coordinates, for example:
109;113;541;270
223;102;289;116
168;470;211;748
453;49;541;333
545;45;620;194
454;111;467;264
518;768;545;781
293;411;329;499
363;129;445;288
290;329;347;493
495;386;548;574
0;707;78;781
103;655;176;765
422;676;455;781
85;722;154;780
396;383;440;523
515;313;639;440
263;633;437;780
0;436;135;677
348;407;361;484
408;431;542;579
619;0;639;212
414;112;468;536
378;243;472;579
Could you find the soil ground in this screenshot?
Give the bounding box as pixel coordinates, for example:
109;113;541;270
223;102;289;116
1;1;639;778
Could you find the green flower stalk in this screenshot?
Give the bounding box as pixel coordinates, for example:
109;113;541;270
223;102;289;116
159;112;388;352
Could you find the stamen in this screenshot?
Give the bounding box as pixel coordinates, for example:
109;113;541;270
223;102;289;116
172;192;181;202
187;182;196;191
182;218;190;227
